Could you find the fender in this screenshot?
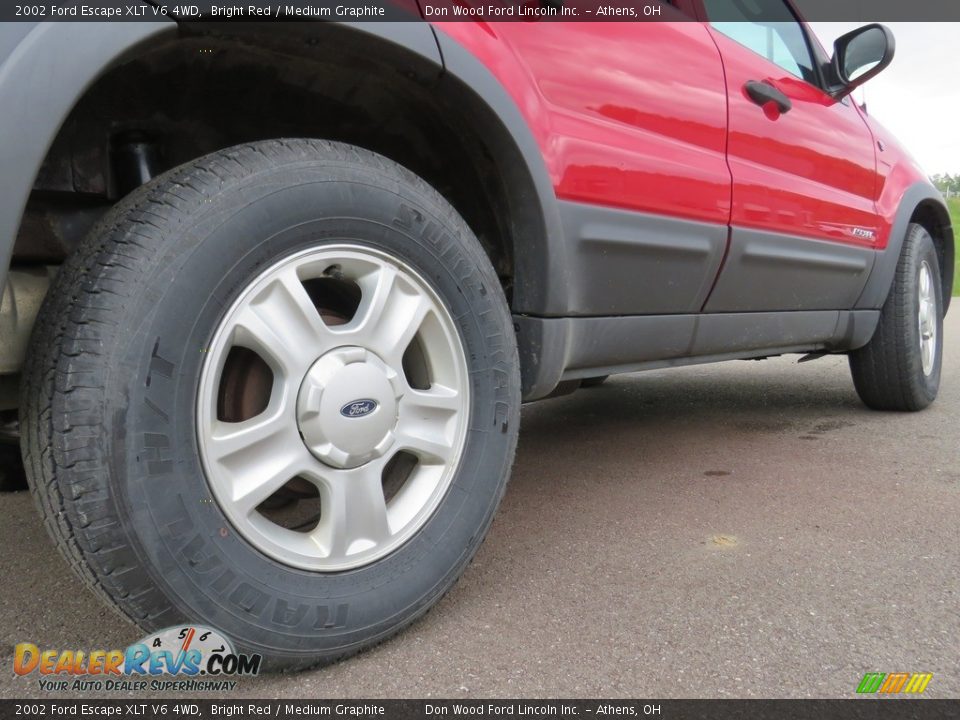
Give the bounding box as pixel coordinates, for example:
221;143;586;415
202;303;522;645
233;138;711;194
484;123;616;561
431;30;568;316
427;28;573;399
0;18;176;292
856;181;954;314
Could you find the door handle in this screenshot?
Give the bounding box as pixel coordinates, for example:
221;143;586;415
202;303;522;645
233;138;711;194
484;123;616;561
744;80;792;114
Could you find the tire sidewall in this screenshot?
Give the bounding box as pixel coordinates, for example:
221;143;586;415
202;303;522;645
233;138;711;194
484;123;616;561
903;226;943;403
105;160;517;661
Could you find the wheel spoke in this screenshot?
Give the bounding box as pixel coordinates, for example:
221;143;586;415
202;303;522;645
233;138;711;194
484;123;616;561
394;422;455;464
393;385;461;464
920;299;934;338
208;414;308;515
919;266;931;298
342;264;432;366
307;462;392;559
402;385;461;418
232;268;327;376
917;261;938;377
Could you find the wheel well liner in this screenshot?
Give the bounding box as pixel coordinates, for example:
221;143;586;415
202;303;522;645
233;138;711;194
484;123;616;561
0;19;177;293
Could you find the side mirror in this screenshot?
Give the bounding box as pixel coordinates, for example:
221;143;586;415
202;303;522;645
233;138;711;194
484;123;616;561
831;24;895;98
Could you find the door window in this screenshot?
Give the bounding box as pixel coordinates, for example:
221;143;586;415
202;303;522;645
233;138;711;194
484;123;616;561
703;0;817;83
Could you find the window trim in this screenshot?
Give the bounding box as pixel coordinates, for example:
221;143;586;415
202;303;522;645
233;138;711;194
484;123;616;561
783;0;829;90
695;0;831;94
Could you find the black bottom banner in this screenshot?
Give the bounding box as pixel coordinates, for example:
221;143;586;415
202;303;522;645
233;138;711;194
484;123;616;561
1;700;958;720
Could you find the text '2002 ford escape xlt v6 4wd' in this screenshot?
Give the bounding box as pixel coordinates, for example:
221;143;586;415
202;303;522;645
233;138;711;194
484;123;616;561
0;1;952;669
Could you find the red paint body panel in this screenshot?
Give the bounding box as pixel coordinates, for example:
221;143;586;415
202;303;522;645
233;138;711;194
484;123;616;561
801;24;932;251
435;18;930;256
860;113;931;249
705;28;881;248
436;20;731;226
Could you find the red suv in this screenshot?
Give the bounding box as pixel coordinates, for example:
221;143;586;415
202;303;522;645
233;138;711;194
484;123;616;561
0;2;951;669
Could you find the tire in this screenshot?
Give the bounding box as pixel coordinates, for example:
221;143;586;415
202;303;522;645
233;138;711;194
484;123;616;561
20;139;520;670
849;223;944;411
581;376;609;388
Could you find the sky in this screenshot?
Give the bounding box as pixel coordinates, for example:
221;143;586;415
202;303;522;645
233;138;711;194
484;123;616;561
808;23;960;177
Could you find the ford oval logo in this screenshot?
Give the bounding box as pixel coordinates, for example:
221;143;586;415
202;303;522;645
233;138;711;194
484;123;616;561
340;399;378;418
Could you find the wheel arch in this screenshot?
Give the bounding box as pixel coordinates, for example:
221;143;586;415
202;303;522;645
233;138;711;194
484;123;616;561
431;31;567;315
911;198;954;314
857;182;954;315
0;19;177;293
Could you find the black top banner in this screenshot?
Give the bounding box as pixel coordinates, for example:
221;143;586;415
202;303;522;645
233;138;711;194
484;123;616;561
5;0;960;22
0;700;959;720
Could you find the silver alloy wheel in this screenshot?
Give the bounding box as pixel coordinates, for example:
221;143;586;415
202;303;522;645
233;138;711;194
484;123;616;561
918;260;937;377
197;245;470;571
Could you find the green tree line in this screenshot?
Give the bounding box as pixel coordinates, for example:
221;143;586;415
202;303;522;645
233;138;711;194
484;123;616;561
931;174;960;193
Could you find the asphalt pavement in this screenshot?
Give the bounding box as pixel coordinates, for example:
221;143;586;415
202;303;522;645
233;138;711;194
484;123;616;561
2;313;958;699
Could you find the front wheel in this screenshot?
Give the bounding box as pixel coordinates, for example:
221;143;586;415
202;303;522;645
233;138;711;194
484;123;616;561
849;223;944;411
21;139;520;670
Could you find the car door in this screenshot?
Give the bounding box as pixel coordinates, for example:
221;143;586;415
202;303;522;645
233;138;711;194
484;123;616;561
699;0;882;312
440;2;733;316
